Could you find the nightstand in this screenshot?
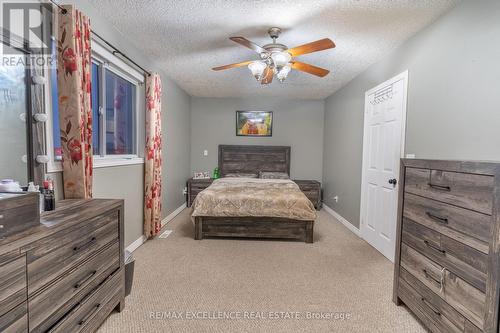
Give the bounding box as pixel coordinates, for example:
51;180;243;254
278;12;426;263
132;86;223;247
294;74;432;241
293;180;322;210
187;178;214;207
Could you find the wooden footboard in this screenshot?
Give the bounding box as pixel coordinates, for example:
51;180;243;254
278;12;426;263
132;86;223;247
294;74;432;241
194;216;314;243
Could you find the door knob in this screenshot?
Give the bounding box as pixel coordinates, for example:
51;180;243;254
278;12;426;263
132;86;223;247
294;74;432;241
388;178;397;185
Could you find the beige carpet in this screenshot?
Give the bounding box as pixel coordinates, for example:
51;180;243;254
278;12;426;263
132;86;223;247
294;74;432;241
98;209;425;333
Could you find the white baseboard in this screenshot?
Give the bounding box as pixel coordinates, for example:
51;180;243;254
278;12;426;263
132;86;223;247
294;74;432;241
161;202;187;227
125;235;147;253
125;202;187;253
322;204;361;237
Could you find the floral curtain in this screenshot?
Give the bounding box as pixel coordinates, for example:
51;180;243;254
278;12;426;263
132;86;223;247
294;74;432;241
144;73;162;237
57;5;93;198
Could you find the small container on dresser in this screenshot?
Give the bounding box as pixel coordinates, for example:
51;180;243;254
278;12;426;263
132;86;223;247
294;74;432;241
293;180;322;210
187;178;214;207
393;159;500;333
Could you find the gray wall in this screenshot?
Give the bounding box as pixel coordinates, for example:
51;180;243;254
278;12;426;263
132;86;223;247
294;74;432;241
323;0;500;228
191;97;324;181
48;1;191;247
163;82;191;214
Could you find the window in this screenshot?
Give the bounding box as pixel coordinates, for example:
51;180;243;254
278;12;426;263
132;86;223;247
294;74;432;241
91;62;100;155
92;62;137;157
103;69;136;155
48;39;143;170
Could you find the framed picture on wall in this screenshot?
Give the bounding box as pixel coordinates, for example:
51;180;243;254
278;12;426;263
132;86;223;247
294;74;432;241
236;111;273;137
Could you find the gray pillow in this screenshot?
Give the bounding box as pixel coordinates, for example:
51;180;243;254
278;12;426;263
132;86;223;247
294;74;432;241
259;171;289;179
224;173;258;178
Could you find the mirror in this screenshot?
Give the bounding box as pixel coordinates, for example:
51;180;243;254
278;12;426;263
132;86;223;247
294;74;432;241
0;42;30;185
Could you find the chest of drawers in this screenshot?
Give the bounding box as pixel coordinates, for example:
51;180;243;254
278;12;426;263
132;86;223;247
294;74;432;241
293;180;322;210
393;159;500;333
187;178;214;207
0;199;125;333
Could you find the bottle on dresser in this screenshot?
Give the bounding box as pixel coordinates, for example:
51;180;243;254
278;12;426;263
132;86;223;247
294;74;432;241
42;179;55;211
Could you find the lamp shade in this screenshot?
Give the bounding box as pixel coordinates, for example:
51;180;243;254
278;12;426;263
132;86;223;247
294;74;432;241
277;64;291;82
271;51;292;69
248;61;267;80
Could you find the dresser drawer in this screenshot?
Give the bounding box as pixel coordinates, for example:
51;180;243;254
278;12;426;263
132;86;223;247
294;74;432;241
189;188;205;197
29;241;120;332
294;181;320;191
399;269;465;333
400;243;486;329
405;167;494;215
27;211;119;295
0;302;27;333
190;184;210;192
402;219;487;292
189;190;205;206
48;269;123;333
403;193;491;253
0;252;26;317
302;190;319;201
189;181;212;192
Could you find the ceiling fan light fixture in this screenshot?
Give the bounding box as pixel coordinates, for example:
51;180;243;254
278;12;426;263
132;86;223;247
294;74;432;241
271;51;292;71
277;64;291;83
248;60;267;80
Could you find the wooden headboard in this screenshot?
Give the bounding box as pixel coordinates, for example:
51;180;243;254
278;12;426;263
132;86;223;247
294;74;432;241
218;145;291;177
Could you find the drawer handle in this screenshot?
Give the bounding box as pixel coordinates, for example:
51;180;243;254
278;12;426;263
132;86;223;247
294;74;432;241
424;240;446;255
422;269;442;286
73;237;97;253
78;303;101;326
421;297;441;316
428;183;451;191
425;212;448;224
74;270;97;289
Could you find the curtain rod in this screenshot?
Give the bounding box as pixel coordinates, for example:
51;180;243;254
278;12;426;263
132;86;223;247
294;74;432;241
91;31;151;76
49;0;66;14
49;0;151;76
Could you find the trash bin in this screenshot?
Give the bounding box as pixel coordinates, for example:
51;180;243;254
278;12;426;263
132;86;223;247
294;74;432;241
125;250;135;297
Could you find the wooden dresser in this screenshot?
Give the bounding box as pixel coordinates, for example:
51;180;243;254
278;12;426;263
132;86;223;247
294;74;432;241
393;159;500;333
187;178;213;207
0;199;125;333
293;180;322;210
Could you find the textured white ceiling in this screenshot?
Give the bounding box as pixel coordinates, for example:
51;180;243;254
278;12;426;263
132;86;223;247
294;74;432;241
88;0;459;99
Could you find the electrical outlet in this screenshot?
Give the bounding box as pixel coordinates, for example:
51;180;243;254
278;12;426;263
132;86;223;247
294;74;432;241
203;150;208;156
333;195;339;203
182;187;187;195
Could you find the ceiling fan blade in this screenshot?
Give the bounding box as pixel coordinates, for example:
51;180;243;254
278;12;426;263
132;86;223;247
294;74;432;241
286;38;335;57
291;61;330;77
229;36;266;54
261;66;273;84
212;60;253;71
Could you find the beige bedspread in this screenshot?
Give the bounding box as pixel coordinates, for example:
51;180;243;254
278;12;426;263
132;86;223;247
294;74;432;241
191;178;317;221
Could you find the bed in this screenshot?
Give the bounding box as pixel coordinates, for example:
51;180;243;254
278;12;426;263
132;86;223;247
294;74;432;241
191;145;317;243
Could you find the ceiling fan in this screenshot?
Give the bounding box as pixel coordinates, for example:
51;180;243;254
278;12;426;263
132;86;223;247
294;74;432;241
212;27;335;85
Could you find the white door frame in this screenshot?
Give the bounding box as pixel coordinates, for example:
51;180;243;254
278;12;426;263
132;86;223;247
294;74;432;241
359;70;409;262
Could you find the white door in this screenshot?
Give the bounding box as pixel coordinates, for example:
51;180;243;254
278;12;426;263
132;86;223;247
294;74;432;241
360;71;408;262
